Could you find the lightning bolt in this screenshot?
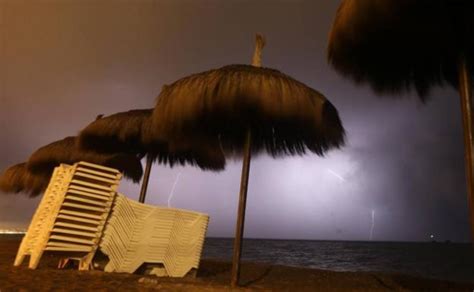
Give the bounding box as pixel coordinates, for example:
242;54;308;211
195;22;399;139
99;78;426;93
370;209;375;241
327;169;346;182
167;172;181;208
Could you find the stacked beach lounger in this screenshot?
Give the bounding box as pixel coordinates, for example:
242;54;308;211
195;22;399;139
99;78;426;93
14;162;120;270
14;161;209;277
100;194;209;277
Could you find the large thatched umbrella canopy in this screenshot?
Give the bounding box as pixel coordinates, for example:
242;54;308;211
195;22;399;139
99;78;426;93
0;163;50;197
328;0;473;98
78;108;226;202
327;0;474;240
27;136;143;183
152;64;345;155
151;35;345;287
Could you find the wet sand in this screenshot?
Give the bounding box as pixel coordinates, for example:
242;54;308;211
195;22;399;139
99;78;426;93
1;238;473;291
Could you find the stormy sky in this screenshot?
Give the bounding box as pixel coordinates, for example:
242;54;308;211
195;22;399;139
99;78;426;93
0;0;470;242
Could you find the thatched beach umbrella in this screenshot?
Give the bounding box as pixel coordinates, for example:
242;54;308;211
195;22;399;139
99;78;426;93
78;109;225;203
27;136;143;183
0;163;50;197
79;109;151;155
152;35;345;286
327;0;474;239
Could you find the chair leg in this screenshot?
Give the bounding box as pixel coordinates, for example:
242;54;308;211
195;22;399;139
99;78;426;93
29;250;44;269
58;258;70;269
14;253;26;267
79;254;94;271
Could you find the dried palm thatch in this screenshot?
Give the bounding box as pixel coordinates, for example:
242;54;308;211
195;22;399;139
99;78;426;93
0;163;50;197
142;118;226;171
78;109;152;156
27;137;143;183
78;109;226;203
151;64;345;157
327;0;474;99
78;110;226;171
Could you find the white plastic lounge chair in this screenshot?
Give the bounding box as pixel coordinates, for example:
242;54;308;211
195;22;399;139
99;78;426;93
14;162;121;270
14;161;209;278
100;193;209;277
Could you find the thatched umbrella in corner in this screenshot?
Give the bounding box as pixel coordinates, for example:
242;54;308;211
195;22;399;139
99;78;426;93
327;0;474;239
78;109;226;203
151;35;345;286
0;163;50;197
27;136;143;183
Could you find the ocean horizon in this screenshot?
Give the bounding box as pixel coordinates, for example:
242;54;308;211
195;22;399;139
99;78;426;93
1;231;468;244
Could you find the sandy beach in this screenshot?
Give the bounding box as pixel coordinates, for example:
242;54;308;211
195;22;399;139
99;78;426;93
0;238;473;291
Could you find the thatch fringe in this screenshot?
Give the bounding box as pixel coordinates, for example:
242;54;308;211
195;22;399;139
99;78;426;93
27;137;143;183
141;119;226;171
327;0;474;100
150;64;345;157
0;163;50;197
79;110;226;171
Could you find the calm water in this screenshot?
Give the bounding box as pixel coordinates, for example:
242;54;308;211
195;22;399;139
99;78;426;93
203;238;474;283
3;235;473;283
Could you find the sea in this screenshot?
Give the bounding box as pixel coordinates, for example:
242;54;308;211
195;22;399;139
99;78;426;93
202;238;474;283
3;235;474;283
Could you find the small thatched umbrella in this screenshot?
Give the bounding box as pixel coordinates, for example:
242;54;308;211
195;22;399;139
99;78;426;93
78;109;225;203
151;35;345;286
327;0;474;239
27;136;143;183
0;163;50;197
79;109;151;155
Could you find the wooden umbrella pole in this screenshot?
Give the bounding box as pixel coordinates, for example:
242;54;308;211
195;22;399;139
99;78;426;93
231;129;252;287
138;154;153;203
230;34;265;287
458;54;474;242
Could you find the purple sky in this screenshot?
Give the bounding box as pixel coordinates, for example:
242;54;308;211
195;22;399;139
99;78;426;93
0;0;470;242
